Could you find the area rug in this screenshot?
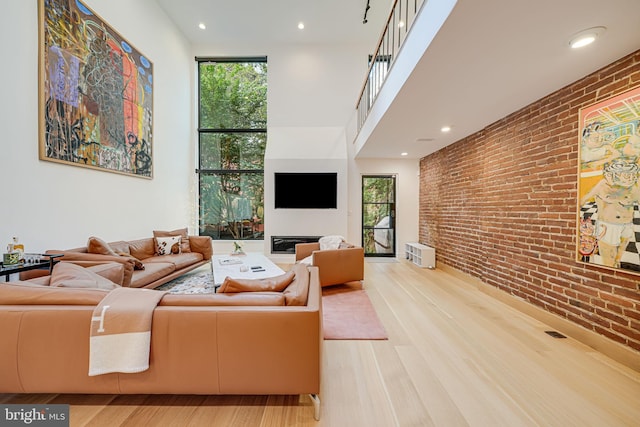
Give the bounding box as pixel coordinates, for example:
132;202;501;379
158;272;389;340
322;283;388;340
156;271;216;294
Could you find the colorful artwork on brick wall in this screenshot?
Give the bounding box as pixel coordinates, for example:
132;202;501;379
38;0;153;178
578;85;640;274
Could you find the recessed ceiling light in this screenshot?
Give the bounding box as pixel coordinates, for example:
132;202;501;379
198;23;206;30
441;126;451;133
298;22;305;30
401;152;408;156
398;21;405;28
569;26;605;49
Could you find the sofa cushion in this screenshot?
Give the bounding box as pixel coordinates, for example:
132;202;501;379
87;236;118;256
50;262;119;290
24;276;51;286
129;238;156;260
218;271;295;293
115;252;145;270
3;280;46;287
0;282;107;305
155;236;182;255
154;228;191;253
108;241;131;254
159;292;285;306
85;262;126;286
283;264;310;306
130;262;176;288
87;237;143;270
144;253;204;270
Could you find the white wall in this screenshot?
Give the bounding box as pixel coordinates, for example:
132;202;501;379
194;38;422;259
265;126;348;257
0;0;193;252
0;3;421;258
345;107;421;256
349;158;421;257
193;42;369;259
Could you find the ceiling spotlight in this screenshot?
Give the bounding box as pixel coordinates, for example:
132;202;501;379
298;22;305;30
441;126;451;133
198;23;206;30
401;152;408;156
569;26;605;49
398;21;405;28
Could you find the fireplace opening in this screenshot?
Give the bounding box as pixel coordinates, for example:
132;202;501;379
271;236;321;254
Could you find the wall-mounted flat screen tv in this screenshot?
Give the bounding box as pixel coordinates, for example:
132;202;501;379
274;172;337;209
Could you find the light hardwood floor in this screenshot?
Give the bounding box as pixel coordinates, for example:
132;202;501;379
2;259;639;426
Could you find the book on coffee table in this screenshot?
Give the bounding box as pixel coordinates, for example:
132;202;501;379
218;258;243;266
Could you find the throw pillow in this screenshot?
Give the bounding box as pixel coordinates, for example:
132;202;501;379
116;252;145;270
153;228;191;253
87;236;118;256
283;264;310;306
218;270;296;293
50;262;119;290
86;262;125;286
155;236;182;255
319;235;344;250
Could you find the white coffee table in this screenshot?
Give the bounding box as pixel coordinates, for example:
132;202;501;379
212;252;285;287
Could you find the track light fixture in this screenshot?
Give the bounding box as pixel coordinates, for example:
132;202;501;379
363;0;371;24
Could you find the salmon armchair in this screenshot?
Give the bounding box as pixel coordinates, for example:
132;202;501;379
295;242;364;287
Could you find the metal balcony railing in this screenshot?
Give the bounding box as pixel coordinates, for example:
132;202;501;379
356;0;426;132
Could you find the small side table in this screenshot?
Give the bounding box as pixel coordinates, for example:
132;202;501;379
0;253;63;281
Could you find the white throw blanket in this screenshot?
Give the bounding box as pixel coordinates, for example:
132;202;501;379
319;235;344;250
89;287;166;376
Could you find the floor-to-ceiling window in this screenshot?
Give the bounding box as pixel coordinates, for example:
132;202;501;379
197;57;267;240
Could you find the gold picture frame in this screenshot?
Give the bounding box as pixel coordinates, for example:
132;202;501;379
577;85;640;274
38;0;153;178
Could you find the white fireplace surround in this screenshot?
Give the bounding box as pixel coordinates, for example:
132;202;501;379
263;126;349;257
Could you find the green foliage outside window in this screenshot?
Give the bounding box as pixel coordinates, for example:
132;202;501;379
198;60;267;240
362;176;395;255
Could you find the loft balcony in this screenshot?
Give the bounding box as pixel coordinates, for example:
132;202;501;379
353;0;639;160
354;0;456;159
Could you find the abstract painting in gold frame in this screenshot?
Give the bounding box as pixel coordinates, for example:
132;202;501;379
38;0;153;178
577;85;640;274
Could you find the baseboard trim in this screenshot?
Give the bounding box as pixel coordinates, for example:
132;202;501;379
440;265;640;373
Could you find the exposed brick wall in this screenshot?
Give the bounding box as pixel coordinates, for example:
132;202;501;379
419;50;640;352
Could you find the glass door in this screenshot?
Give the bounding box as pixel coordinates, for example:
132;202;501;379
362;175;396;257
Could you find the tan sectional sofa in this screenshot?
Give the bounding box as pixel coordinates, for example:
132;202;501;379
0;263;322;419
45;233;213;289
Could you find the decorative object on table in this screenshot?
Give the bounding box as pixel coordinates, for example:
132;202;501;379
3;238;23;266
577;85;640;275
232;241;245;255
2;252;21;266
38;0;154;178
23;253;44;265
218;257;242;266
11;237;25;261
